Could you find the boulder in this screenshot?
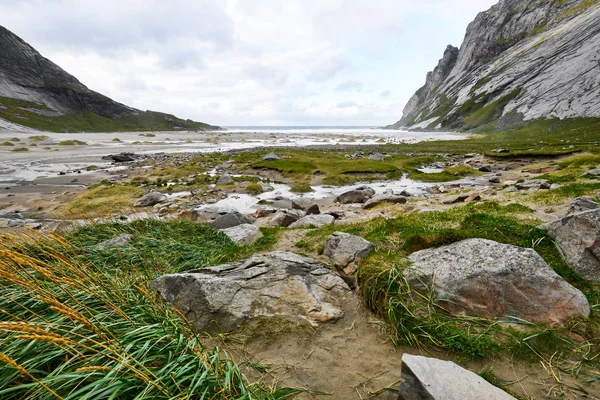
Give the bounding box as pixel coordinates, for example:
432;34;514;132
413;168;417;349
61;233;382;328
542;209;600;281
515;179;550;190
110;154;134;162
465;192;481;203
209;211;252;229
292;198;320;215
289;214;335;228
324;232;374;275
221;224;263;246
364;194;408;210
262;152;281;161
406;239;590;324
271;210;303;227
216;174;235;186
368;153;385;161
398;354;516;400
582;168;600;177
567;197;600;216
255;207;278;218
152;252;350;332
97;234;134;249
478;165;492;172
134;192;168;207
441;194;469;204
336;186;376;204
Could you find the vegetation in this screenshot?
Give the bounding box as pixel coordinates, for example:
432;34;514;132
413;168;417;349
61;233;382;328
0;96;217;133
57;140;88;146
0;141;14;146
0;221;298;399
290;181;313;193
54;184;143;218
10;147;28;152
244;183;263;195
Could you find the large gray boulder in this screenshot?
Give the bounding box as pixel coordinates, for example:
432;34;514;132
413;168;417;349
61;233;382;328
289;214;335;228
216;174;235;186
336;186;376;204
324;232;374;275
262;152;281;161
398;354;516;400
152;252;350;332
221;224;263;246
406;239;590;324
292;198;320;215
208;211;252;229
364;194;407;210
133;192;168;207
567;197;600;216
542;209;600;281
271;210;303;227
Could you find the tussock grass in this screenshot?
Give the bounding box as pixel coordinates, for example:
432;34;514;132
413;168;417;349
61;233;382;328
0;222;299;399
54;184;143;218
57;140;87;146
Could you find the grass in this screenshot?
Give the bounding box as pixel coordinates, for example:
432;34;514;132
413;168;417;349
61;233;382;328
57;140;87;146
290;182;313;193
0;96;217;133
54;184;143;218
245;183;263;195
296;202;600;365
0;141;15;146
0;221;299;399
10;148;28;152
28;135;49;142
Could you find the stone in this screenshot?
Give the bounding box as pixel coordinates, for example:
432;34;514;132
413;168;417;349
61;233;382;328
465;192;481;203
255;207;278;218
208;211;252;229
516;179;550;191
97;234;134;249
152;252;350;332
336;186;376;204
478;165;492;172
525;165;559;174
221;224;263;246
542;209;600;281
582;168;600;177
363;194;408;210
292;198;320;215
271;210;303;227
489;177;501;184
441;194;469;204
262;152;281;161
216;174;235;186
368;153;385;161
492;149;510;154
398;354;516;400
134;192;168;207
323;232;375;275
110;154;135;163
567;198;600;216
406;239;590;324
289;214;335;228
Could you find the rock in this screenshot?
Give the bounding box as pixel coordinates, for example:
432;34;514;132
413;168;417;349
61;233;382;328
134;192;168;207
97;234;134;249
542;209;600;281
216;174;235;186
492;149;510;154
398;354;516;400
478;165;492;172
292;198;320;215
110;154;135;163
289;214;335;228
567;198;600;216
516;179;550;190
465;192;481;203
336;186;375;204
368;153;385;161
323;232;375;275
524;165;559;174
271;210;303;227
489;177;501;184
152;252;350;332
255;207;278;218
441;194;469;204
406;239;590;324
221;224;263;246
364;194;408;210
262;152;280;161
582;168;600;177
504;186;518;193
208;212;252;229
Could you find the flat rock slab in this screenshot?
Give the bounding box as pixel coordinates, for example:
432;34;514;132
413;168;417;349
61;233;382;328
221;224;263;246
209;211;252;229
134;192;168;207
567;197;600;216
407;239;590;324
324;232;374;274
543;209;600;281
364;194;407;210
153;252;350;333
289;214;335;228
336;186;376;204
399;354;516;400
292;198;320;215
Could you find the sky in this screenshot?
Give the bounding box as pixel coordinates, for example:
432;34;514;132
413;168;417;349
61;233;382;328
0;0;498;126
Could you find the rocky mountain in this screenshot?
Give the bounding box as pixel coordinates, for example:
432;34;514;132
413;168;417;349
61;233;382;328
0;25;218;132
387;0;600;131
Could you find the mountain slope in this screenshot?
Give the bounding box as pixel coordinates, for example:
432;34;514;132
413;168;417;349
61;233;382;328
387;0;600;131
0;25;218;132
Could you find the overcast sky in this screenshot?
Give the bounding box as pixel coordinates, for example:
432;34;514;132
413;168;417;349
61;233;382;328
1;0;498;126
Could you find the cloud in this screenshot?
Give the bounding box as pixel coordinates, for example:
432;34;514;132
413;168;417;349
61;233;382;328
337;101;357;108
0;0;499;125
335;80;363;92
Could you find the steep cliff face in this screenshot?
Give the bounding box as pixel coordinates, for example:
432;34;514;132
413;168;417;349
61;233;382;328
0;25;218;132
387;0;600;131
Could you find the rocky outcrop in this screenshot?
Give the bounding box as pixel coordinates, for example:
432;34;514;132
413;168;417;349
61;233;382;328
542;209;600;281
324;232;375;275
399;354;516;400
152;252;350;332
406;239;590;324
0;25;218;131
387;0;600;131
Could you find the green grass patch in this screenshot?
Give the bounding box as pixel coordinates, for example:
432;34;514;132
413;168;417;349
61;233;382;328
0;141;15;146
57;140;87;146
529;182;600;205
10;147;28;152
290;182;313;193
54;184;143;218
28;135;49;142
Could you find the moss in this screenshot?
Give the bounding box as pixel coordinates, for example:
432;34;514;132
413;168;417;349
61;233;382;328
245;183;263;195
290;182;313;193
